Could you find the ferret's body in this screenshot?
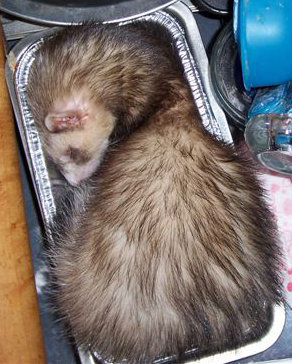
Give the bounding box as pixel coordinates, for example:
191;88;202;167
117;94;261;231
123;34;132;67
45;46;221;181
27;23;282;363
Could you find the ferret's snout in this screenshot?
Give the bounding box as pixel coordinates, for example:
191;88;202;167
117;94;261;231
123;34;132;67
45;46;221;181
62;169;88;186
62;173;83;186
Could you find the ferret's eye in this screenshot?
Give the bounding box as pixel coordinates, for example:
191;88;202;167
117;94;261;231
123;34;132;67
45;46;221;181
66;146;90;165
68;147;77;160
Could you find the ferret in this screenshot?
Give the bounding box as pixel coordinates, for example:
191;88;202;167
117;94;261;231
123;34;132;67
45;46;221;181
27;23;283;363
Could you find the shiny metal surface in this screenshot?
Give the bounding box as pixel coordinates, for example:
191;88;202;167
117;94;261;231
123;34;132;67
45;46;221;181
167;2;232;142
0;0;177;25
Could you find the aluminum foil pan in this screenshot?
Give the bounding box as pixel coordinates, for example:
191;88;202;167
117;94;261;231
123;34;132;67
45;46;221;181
5;2;285;363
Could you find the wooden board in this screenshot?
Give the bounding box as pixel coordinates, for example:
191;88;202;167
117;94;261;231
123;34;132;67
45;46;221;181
0;24;46;364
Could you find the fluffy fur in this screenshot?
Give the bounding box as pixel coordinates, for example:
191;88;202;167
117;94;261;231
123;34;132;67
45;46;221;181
27;22;180;185
27;23;283;363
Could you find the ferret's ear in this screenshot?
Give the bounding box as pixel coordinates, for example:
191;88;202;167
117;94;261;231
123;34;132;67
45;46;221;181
44;110;88;133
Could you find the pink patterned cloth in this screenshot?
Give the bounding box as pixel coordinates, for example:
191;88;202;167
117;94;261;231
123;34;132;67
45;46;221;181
259;170;292;308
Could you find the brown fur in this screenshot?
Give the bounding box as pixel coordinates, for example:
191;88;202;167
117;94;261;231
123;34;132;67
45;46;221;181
27;23;283;363
27;22;181;185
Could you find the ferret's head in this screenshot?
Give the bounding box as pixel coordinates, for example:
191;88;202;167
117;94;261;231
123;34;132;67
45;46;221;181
42;93;115;186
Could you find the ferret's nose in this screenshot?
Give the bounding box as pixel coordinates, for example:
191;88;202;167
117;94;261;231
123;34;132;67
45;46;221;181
62;172;84;186
61;160;98;186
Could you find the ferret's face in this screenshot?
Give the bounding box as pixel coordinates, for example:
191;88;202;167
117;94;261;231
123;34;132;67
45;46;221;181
46;134;109;186
43;94;115;185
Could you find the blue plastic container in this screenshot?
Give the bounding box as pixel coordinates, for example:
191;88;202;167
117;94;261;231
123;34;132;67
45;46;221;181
234;0;292;90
